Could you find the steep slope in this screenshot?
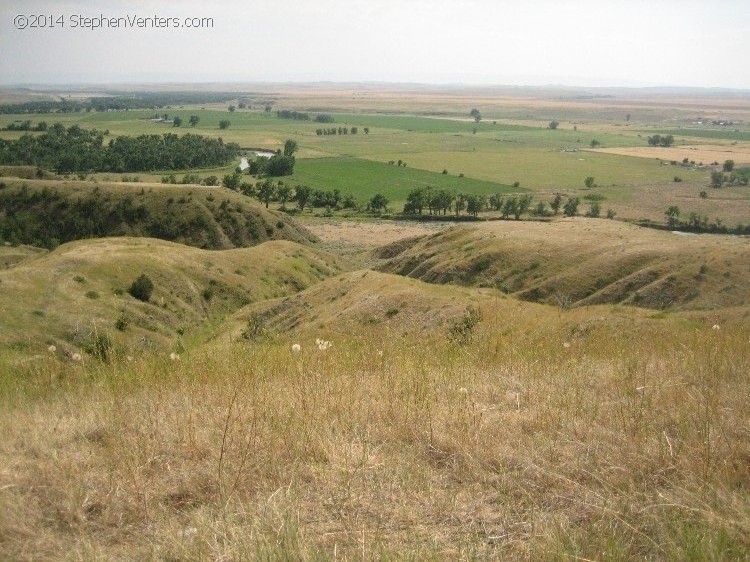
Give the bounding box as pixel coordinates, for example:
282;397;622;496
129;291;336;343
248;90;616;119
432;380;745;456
0;179;317;249
0;237;345;357
375;218;750;310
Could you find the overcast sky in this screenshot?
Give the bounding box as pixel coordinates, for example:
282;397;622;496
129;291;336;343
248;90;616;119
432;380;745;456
1;0;749;89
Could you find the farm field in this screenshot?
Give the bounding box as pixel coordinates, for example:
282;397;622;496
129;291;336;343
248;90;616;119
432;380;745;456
0;84;749;560
2;86;749;223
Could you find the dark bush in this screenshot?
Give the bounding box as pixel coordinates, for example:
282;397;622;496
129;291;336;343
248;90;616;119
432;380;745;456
128;274;154;302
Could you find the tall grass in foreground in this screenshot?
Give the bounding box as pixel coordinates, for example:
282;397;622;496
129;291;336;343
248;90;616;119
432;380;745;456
0;314;748;560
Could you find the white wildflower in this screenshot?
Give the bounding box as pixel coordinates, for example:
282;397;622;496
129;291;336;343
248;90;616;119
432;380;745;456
318;340;331;351
563;342;571;348
712;324;720;331
377;349;384;357
126;356;133;362
458;387;468;395
291;343;301;352
170;352;180;361
47;345;56;353
178;526;198;538
71;353;82;362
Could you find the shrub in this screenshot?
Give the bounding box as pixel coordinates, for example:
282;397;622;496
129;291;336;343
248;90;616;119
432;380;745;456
448;305;482;344
128;274;154;302
115;312;130;331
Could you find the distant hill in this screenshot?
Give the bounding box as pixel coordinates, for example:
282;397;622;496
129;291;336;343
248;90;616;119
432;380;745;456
374;218;750;310
0;179;317;249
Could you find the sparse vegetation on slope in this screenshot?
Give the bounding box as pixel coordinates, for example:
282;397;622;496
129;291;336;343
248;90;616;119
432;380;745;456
0;179;317;249
0;237;345;355
375;218;750;310
226;269;497;339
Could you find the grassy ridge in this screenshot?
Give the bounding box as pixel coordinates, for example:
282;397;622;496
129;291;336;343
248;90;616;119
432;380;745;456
376;219;750;310
0;179;317;249
0;237;345;354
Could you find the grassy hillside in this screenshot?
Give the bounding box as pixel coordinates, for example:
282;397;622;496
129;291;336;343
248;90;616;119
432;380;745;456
376;218;750;310
1;305;747;559
0;178;317;249
224;270;499;341
0;237;346;358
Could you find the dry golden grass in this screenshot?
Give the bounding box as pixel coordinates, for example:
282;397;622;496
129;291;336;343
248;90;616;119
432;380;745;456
0;306;748;560
0;237;346;354
592;144;750;166
377;218;750;310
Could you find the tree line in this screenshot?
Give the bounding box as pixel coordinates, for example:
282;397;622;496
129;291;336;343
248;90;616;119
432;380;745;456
316;127;367;136
402;187;601;219
3;120;48;131
0;124;240;173
0;92;238;114
663;205;749;235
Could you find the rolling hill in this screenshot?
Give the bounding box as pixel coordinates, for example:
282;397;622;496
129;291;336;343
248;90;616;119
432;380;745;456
0;178;317;250
0;236;346;358
375;218;750;310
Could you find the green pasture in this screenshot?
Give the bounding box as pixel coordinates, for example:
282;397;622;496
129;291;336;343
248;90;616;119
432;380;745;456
287;157;518;205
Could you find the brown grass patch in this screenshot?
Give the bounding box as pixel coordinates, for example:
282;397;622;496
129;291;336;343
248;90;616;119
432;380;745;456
591;144;750;165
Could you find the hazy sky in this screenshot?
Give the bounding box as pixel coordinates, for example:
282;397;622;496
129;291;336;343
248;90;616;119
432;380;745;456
1;0;749;88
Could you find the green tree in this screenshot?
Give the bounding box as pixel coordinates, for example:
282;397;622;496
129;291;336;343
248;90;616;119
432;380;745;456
548;120;559;130
665;205;680;228
533;201;548;217
363;127;369;134
222;171;242;190
517;194;533;219
432;189;453;215
219;120;230;130
454;193;466;216
283;139;298;157
172;116;182;127
723;159;734;172
488;193;503;211
189;115;199;127
589;139;600;147
470;108;482;123
586;201;601;218
369;193;389;214
294;185;311;211
550;193;563;215
502;197;517;219
563;197;580;217
277;183;292;209
128;274;154;302
404;187;427;214
584;176;595;188
466;194;485;217
228;105;236;112
257;180;276;208
710;170;724;188
265;154;295;176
